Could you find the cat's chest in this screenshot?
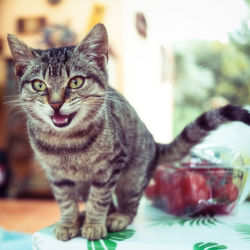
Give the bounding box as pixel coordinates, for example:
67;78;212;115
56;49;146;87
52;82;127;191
30;129;116;180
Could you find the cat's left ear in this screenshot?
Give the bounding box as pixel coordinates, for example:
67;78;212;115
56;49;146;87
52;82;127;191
75;23;109;68
7;34;37;77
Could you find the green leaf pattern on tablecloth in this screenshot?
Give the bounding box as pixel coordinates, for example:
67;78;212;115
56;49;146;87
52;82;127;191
87;229;135;250
233;223;250;241
149;215;223;227
193;242;228;250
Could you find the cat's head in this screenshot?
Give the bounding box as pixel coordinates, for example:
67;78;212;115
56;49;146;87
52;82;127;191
7;23;109;131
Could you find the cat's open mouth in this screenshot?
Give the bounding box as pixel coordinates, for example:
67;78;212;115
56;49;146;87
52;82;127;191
51;112;77;128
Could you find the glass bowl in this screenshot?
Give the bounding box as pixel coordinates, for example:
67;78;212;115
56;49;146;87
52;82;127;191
145;145;250;217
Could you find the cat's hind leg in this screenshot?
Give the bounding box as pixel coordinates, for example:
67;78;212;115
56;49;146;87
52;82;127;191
107;160;155;232
106;211;132;232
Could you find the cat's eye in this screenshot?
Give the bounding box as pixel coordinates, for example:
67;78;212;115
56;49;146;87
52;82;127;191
68;76;85;89
32;80;47;92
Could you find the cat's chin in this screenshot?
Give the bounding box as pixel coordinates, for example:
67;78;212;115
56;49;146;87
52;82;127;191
51;112;77;128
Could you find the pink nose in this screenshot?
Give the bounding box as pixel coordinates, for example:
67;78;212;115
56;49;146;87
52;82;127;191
50;102;63;110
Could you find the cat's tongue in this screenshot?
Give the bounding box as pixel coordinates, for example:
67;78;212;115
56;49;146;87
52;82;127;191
52;113;69;125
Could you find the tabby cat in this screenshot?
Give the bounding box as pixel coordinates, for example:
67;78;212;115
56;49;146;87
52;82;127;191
7;23;250;241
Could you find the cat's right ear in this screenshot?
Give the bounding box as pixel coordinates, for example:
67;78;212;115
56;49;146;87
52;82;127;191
7;34;36;77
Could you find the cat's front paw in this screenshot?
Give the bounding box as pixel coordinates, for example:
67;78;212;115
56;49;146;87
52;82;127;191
81;223;107;240
54;220;81;241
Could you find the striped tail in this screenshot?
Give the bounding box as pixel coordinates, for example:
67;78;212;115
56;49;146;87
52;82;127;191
157;104;250;164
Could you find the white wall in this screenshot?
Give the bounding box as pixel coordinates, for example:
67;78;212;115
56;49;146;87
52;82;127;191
122;0;174;143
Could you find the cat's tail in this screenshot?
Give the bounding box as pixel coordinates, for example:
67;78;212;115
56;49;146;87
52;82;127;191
156;104;250;164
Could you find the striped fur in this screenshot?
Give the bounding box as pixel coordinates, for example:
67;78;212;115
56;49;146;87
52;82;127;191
157;105;250;164
7;23;250;241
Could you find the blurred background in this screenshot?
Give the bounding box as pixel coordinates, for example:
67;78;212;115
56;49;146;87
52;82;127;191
0;0;250;199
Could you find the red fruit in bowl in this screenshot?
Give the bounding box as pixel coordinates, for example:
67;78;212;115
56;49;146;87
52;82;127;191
153;167;166;194
159;170;185;196
164;188;186;215
227;183;239;202
207;168;233;188
145;183;158;201
185;172;210;200
160;169;211;216
213;182;239;203
145;163;240;216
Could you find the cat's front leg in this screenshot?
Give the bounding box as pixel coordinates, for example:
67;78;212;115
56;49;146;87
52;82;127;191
50;179;82;241
81;184;111;240
82;167;121;240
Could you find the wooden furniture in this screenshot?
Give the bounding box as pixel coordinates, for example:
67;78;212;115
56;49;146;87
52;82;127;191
0;199;60;233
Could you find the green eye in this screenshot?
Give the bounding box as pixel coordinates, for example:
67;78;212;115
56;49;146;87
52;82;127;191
32;80;47;92
69;76;85;89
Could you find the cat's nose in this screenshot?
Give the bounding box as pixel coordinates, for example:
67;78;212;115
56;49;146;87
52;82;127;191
50;102;63;111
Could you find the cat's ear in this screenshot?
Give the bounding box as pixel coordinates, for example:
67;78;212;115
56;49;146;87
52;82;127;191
75;23;109;68
7;34;37;77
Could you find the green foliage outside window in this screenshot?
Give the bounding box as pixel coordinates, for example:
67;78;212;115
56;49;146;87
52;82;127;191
173;1;250;136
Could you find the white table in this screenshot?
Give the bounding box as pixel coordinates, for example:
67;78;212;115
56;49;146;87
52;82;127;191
32;198;250;250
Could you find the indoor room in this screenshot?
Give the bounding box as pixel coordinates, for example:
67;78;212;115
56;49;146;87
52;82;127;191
0;0;250;249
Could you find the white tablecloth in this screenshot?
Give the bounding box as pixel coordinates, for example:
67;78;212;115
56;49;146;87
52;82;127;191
32;198;250;250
